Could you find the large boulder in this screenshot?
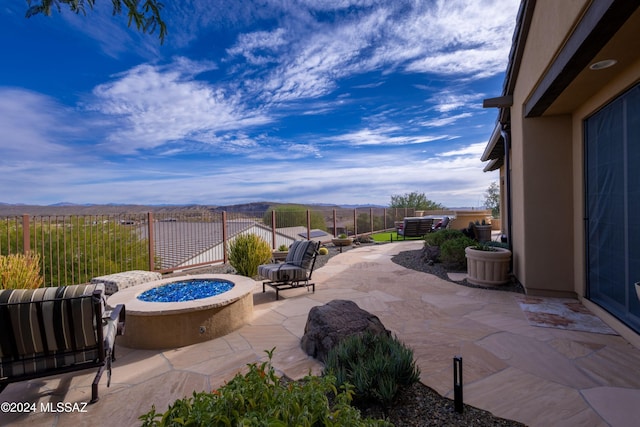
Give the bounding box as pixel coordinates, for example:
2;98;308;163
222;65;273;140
301;299;389;362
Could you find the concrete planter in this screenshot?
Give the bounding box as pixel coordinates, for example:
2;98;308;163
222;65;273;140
332;238;353;247
474;224;493;243
272;250;288;262
465;246;511;286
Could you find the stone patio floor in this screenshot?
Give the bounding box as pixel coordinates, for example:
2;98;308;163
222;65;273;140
2;241;640;426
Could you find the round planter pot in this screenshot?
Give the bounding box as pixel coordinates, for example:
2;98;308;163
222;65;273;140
465;246;511;286
332;238;353;247
272;250;288;262
474;225;493;243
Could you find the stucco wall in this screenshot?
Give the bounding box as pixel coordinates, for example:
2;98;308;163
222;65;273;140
521;116;574;296
507;0;589;296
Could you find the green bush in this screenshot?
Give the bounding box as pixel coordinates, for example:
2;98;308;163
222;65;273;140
440;236;476;269
0;252;43;290
140;349;390;427
323;332;420;408
424;229;464;247
228;233;272;277
485;240;509;250
318;247;329;255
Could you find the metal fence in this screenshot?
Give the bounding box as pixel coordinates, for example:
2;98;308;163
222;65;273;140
0;207;416;287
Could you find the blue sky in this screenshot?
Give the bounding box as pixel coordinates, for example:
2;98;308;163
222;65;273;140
0;0;518;208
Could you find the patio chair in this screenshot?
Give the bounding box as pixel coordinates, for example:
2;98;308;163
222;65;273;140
433;216;451;231
397;217;434;239
0;283;125;403
258;240;320;300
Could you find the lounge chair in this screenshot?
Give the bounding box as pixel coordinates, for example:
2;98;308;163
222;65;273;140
258;240;320;300
397;217;434;239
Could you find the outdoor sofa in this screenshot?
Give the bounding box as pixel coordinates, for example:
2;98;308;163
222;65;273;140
397;217;434;239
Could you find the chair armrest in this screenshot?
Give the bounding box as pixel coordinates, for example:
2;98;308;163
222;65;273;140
104;304;126;336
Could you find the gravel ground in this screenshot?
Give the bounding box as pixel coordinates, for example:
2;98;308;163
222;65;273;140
179;241;526;426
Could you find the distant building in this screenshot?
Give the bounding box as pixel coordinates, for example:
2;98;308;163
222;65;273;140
144;220;332;270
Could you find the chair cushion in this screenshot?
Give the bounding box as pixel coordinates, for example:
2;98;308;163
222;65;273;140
91;270;161;295
258;263;309;282
0;284;104;378
285;240;317;269
259;240;317;282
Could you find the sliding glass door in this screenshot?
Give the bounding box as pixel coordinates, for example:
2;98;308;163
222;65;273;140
585;83;640;333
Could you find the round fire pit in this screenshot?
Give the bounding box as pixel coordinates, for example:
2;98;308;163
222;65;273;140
108;274;256;349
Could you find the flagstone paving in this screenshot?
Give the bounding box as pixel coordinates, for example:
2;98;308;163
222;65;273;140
2;241;640;426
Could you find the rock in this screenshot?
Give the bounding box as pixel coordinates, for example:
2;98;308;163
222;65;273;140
301;299;390;362
422;245;440;263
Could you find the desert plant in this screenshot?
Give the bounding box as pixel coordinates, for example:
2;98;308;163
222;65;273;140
318;247;329;255
140;348;390;427
228;233;272;277
0;252;43;289
484;240;510;250
424;228;464;247
323;332;420;408
440;236;476;269
277;244;289;252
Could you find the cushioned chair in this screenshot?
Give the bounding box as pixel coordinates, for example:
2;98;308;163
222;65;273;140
0;284;125;403
258;240;320;300
397;217;434;239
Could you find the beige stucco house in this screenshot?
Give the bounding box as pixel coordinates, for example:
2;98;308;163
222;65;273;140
481;0;640;344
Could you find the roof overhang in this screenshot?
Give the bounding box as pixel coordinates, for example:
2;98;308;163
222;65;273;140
482;95;513;109
481;123;504;162
525;0;640;117
483;157;504;172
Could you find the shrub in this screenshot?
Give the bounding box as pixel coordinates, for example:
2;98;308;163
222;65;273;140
277;244;289;252
318;247;329;255
323;332;420;408
424;229;464;247
0;252;43;290
139;349;390;427
440;236;476;269
485;240;509;250
228;233;272;277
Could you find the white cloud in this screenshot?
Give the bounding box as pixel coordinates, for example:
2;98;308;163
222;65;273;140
0;88;84;161
227;28;288;65
91;58;272;154
430;90;486;113
438;142;487;157
420;113;473;128
329;127;450;146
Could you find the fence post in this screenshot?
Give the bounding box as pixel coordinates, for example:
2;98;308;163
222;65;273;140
272;210;277;249
333;209;337;237
384;208;387;230
370;207;373;234
147;212;155;271
22;214;30;253
222;211;228;264
306;210;311;240
353;209;357;237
